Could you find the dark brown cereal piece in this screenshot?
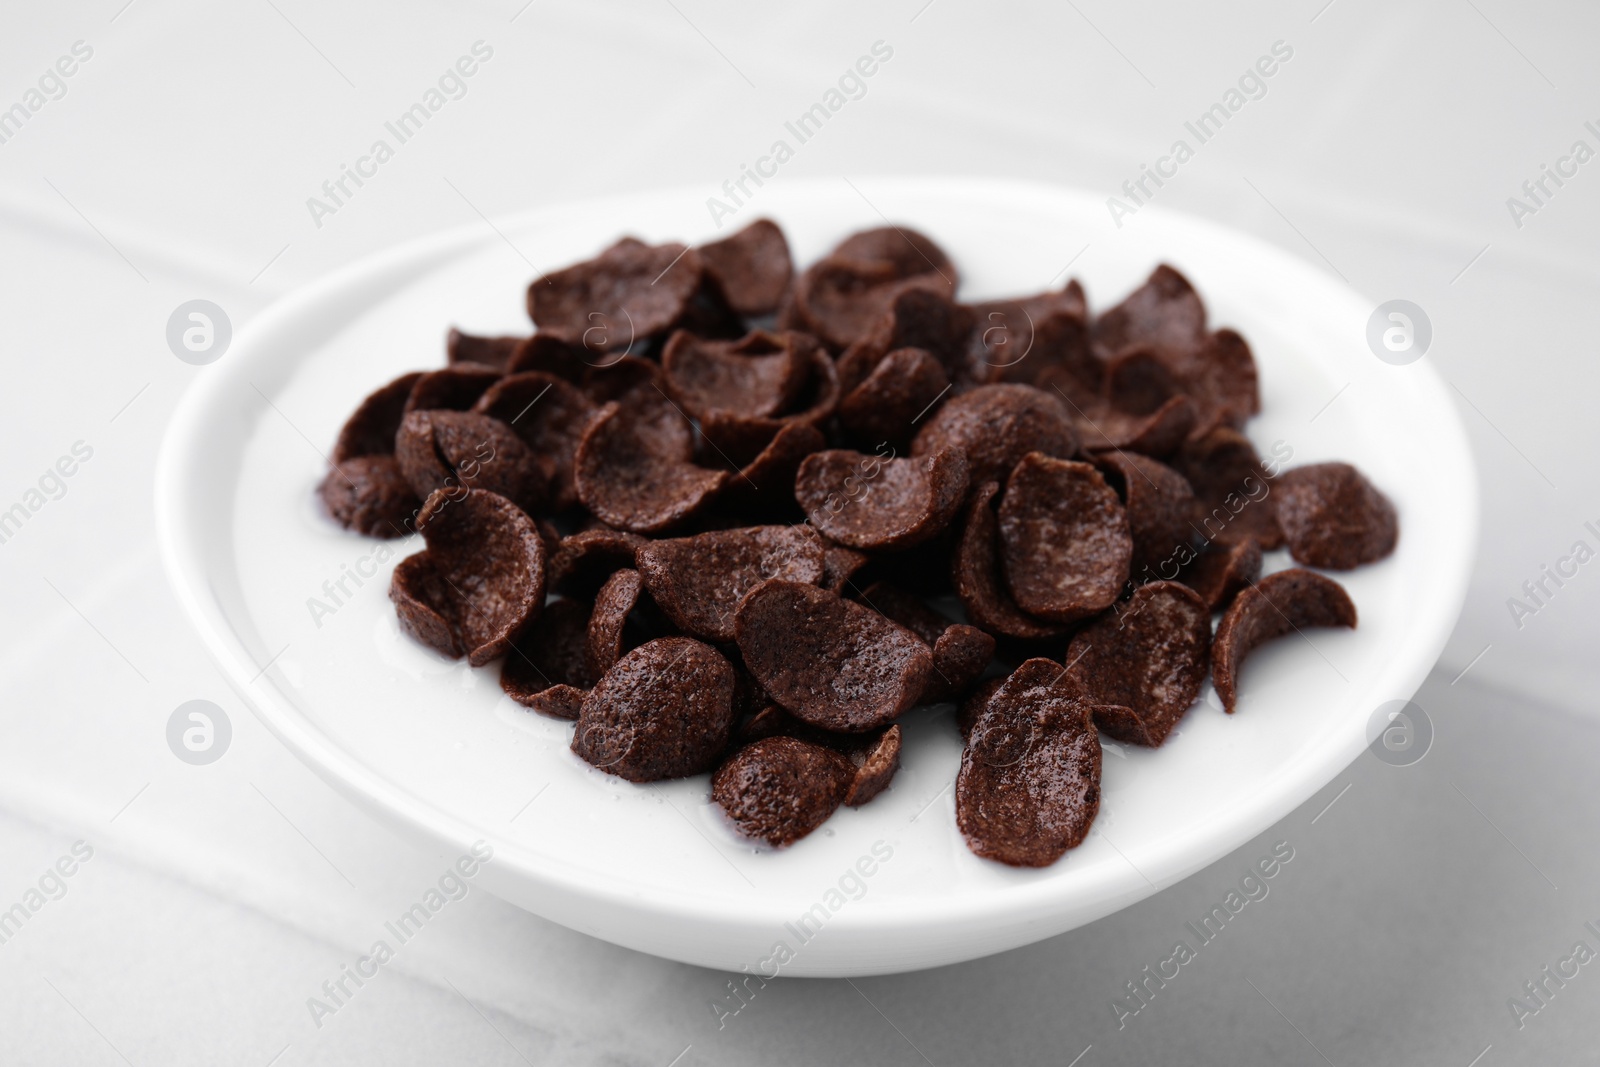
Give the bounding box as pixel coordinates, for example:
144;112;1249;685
952;481;1066;641
1093;264;1206;359
473;372;598;513
964;283;1088;385
318;455;421;539
637;525;824;643
837;348;950;451
711;737;856;846
697;219;793;317
837;287;975;392
447;327;524;372
929;625;997;704
528;238;708;351
1212;568;1357;712
500;597;595;717
718;421;826;503
856;581;951;645
956;657;1101;867
572;637;737;782
1065;581;1211;747
661;329;808;420
1172;426;1283;549
577;354;664;406
586;568;645;680
1274;462;1398;570
1073;395;1198;459
834;226;958;283
403;364;504;415
548;527;647;597
1093;451;1197;579
389;488;546;666
1018;308;1104;405
796;447;969;551
505;333;592;382
956;677;1005;740
332;372;425;463
844;725;901;806
911;384;1078;487
820;541;872;595
394;410;550;515
787;262;946;353
574;397;729;533
697;339;839;464
1103;347;1183;416
998;455;1132;624
734;580;933;732
1176;329;1260;432
1179;537;1262;611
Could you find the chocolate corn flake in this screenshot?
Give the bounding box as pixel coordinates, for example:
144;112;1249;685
796;447;969;551
844;724;901;806
389;487;547;666
715;421;825;505
697;338;839;464
1093;451;1197;579
501;597;595;717
1274;462;1398;570
820;541;872;595
697;218;793;317
505;333;592;382
637;525;824;642
1172;425;1284;549
965;283;1089;387
711;736;857;847
529;238;721;352
586;567;645;680
332;372;424;463
837;347;950;451
728;704;903;807
1093;264;1206;359
447;327;524;372
998;454;1132;624
319;455;421;539
957;677;1005;741
837;286;975;392
1179;537;1262;611
1103;347;1183;416
1212;568;1357;712
473;371;598;513
403;363;503;415
734;580;933;732
952;481;1066;641
1072;394;1198;459
395;409;550;516
572;636;737;781
855;581;994;703
574;396;729;533
956;657;1101;867
548;527;646;597
662;329;809;421
912;384;1078;487
1066;581;1211;747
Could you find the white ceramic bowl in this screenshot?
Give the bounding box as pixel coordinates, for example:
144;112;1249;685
155;178;1476;976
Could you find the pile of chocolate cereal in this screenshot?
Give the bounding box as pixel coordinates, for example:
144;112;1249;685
317;219;1398;867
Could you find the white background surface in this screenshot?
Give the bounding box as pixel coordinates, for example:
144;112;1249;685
0;1;1596;1063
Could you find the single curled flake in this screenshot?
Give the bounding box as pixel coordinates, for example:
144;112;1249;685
714;421;825;505
730;706;903;807
1065;581;1211;747
547;527;646;597
586;568;645;680
912;384;1078;487
1212;568;1357;712
837;287;975;392
1102;347;1183;416
447;327;524;372
795;447;969;551
571;637;737;781
394;410;550;515
505;333;592;382
956;658;1101;867
1274;462;1398;570
952;481;1065;641
318;455;422;539
332;372;425;463
661;329;809;420
573;396;729;533
734;580;933;732
957;677;1005;740
528;238;732;352
1093;264;1207;359
856;581;994;703
697;338;839;465
403;364;504;415
711;736;856;846
837;347;951;451
1179;537;1262;611
636;525;824;642
389;488;547;666
964;283;1089;387
788;261;950;352
997;455;1132;624
1172;426;1284;549
1093;451;1197;579
1175;329;1260;433
820;540;872;595
500;597;595;718
697;218;793;317
1073;394;1198;459
473;371;598;513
